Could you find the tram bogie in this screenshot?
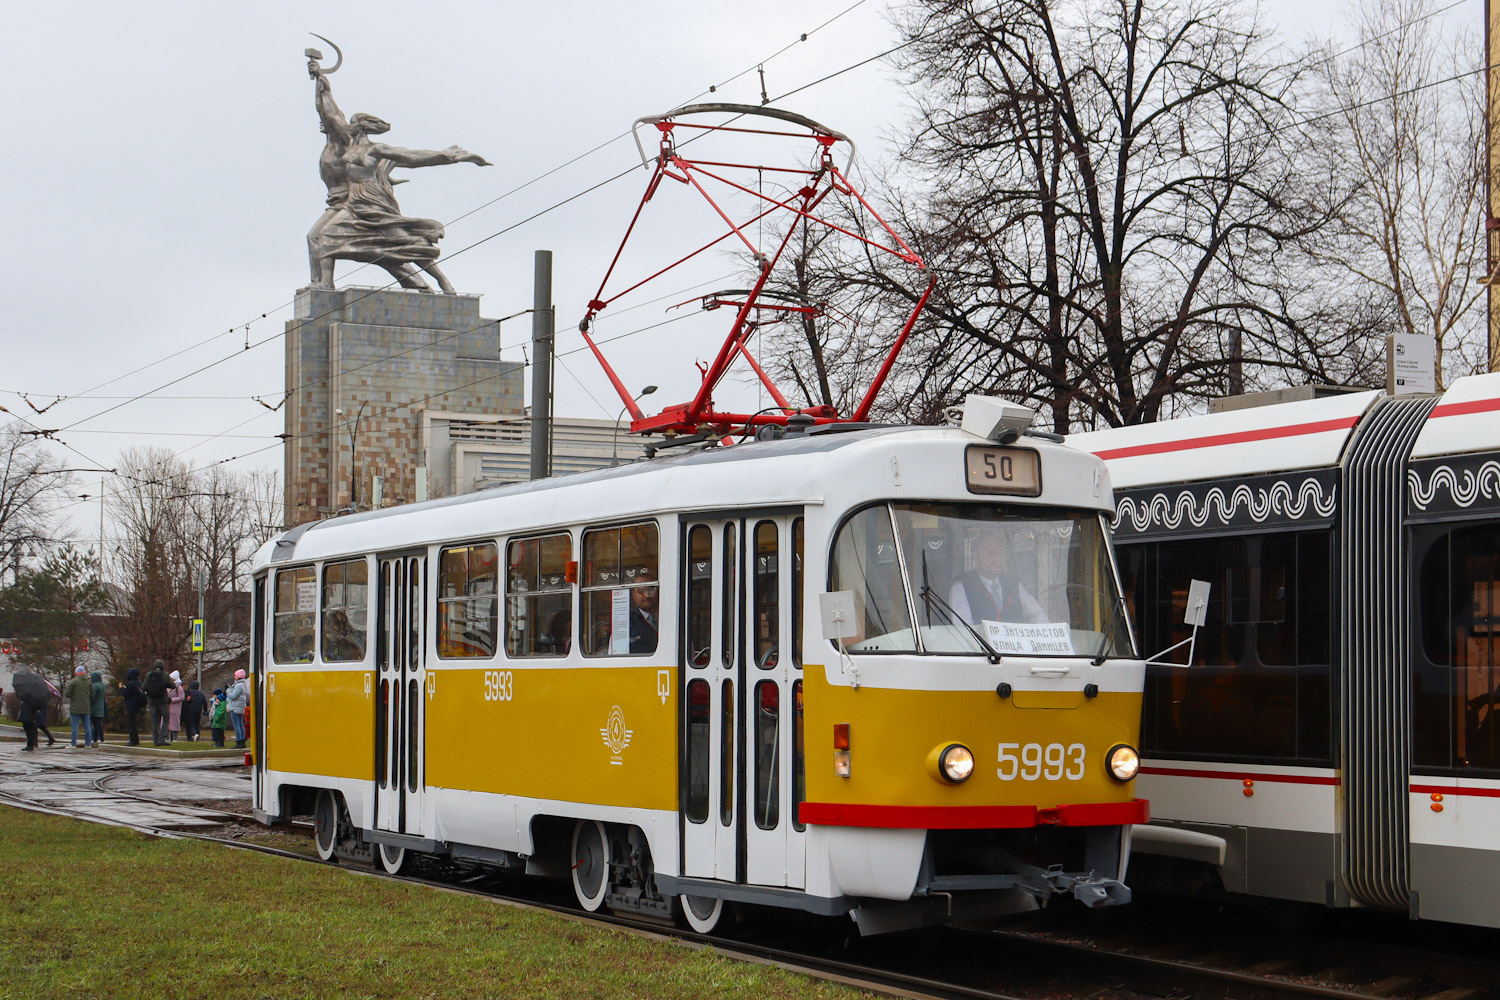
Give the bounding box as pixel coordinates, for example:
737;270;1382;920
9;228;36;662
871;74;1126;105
250;400;1148;933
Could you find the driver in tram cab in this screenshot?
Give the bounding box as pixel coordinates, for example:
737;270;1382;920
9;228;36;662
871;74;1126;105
949;533;1047;625
629;572;659;654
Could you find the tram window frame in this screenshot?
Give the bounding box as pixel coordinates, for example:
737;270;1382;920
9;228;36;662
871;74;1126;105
437;541;499;660
792;518;804;669
506;532;574;658
273;566;317;665
320;557;370;663
685;525;713;668
753;520;779;669
580;521;660;658
827;503;917;654
685;678;711;824
754;680;780;830
1126;530;1334;765
1413;522;1500;775
791;678;805;831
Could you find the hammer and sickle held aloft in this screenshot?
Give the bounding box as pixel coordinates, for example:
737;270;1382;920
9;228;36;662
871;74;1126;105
305;32;343;74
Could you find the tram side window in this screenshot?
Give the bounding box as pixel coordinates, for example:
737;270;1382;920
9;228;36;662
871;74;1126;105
755;681;780;830
582;522;660;657
507;533;573;658
754;521;779;668
792;518;804;668
438;542;498;658
273;567;316;664
1414;525;1500;773
685;679;710;823
685;526;712;667
321;558;369;662
1130;532;1333;764
829;505;916;652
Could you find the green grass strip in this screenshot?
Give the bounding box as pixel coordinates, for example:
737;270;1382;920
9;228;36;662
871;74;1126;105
0;806;871;999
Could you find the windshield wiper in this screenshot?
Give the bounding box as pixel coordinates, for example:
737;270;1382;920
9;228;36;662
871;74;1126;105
921;552;1002;664
1092;597;1127;666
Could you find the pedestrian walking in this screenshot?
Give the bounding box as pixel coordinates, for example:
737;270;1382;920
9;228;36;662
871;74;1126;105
64;666;95;748
89;671;108;745
210;689;228;747
38;679;60;747
183;681;206;742
119;667;145;746
12;671;53;751
144;660;171;745
227;669;250;749
167;670;184;744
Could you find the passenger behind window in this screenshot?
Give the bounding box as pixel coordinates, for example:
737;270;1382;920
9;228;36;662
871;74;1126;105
323;609;364;661
949;533;1047;625
630;572;659;654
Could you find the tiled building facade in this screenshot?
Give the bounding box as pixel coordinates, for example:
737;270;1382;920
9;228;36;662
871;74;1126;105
283;286;523;524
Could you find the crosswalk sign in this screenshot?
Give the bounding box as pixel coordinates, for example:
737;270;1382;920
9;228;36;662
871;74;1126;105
191;619;204;653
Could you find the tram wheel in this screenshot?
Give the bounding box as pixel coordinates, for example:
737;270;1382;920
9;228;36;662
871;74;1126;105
314;790;342;862
570;820;611;912
376;841;412;875
679;894;725;934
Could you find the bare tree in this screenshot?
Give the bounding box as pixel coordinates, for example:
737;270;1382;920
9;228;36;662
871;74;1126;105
1311;0;1485;386
0;423;76;578
96;450;270;676
764;0;1366;430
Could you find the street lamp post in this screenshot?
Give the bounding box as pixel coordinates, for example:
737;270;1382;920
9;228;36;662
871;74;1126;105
611;385;658;467
334;402;366;511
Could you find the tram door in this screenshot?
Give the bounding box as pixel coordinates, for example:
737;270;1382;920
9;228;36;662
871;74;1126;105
681;521;740;882
375;553;427;836
741;514;806;889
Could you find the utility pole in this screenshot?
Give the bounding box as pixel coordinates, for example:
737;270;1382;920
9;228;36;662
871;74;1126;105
197;567;207;688
529;250;554;480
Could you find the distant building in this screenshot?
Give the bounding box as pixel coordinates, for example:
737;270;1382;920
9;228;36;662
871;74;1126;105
283;287;523;523
422;411;651;496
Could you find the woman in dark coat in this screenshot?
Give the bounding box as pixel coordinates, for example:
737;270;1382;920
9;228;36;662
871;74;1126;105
119;667;146;746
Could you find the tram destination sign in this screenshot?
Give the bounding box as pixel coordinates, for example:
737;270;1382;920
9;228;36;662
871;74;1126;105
965;446;1041;497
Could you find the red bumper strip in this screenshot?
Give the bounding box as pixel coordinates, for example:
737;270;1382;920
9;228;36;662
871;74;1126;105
1410;783;1500;798
1090;416;1358;461
798;799;1149;830
1140;765;1339;786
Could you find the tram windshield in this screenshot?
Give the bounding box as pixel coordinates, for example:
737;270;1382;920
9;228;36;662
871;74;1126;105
830;502;1133;658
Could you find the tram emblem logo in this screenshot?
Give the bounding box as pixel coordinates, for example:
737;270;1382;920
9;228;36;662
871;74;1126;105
600;705;633;762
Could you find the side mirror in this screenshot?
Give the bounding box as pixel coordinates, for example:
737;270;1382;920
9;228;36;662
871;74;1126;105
1146;579;1211;668
818;591;858;642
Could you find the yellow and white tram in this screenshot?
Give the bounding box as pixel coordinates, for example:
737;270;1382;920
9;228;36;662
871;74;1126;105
250;398;1148;934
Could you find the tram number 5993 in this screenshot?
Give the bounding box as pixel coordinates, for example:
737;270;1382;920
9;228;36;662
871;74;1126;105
483;670;514;702
998;742;1085;781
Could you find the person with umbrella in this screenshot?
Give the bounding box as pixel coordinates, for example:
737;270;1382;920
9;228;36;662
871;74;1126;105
12;671;57;751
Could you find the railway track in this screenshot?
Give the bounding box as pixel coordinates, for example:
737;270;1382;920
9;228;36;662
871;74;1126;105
2;756;1496;1000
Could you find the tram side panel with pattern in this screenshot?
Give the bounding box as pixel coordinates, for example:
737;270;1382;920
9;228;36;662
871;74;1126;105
1072;373;1500;928
251;417;1148;934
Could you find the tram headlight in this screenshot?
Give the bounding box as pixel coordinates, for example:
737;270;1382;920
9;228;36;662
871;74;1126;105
1106;744;1140;782
937;743;974;784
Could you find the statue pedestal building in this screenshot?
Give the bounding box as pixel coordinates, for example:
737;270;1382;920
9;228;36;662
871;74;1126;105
283;286;523;523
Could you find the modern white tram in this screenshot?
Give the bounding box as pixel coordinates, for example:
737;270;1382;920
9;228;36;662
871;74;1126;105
1072;373;1500;927
249;400;1149;934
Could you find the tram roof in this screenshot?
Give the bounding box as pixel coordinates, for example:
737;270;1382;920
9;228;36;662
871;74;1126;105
254;423;1110;570
1067;390;1383;488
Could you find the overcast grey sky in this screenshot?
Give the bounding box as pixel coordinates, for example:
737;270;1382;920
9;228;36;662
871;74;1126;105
0;0;1478;537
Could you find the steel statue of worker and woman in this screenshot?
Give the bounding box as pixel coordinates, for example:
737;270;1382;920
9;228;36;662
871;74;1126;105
304;35;489;293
